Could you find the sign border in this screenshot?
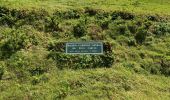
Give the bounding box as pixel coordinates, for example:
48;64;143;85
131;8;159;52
65;42;103;55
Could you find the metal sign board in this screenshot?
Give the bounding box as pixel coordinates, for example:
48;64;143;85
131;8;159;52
66;42;103;54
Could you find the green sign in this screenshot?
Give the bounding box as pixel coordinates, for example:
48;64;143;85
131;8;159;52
66;42;103;54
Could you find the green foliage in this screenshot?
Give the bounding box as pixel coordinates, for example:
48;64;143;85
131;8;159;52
84;7;99;16
160;58;170;76
73;21;87;37
54;10;82;19
0;61;5;80
0;13;17;27
109;19;130;38
135;27;147;44
127;37;136;46
147;15;160;21
45;16;61;32
131;0;141;7
152;23;170;36
0;2;170;99
111;11;134;20
0;28;38;59
127;21;138;34
48;52;114;69
7;50;52;81
62;10;81;19
100;20;110;30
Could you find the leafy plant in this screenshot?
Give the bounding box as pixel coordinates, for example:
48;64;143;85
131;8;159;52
73;21;87;37
0;28;38;58
0;62;5;80
135;27;147;44
152;23;170;36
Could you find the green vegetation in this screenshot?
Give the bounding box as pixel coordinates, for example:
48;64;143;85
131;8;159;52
0;0;170;100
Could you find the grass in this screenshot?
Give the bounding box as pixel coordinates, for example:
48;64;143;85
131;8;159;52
0;0;170;15
1;66;170;100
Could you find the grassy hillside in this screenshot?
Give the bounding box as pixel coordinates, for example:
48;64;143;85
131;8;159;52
0;0;170;100
0;0;170;15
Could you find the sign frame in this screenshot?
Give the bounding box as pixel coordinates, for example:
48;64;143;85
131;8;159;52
65;42;103;54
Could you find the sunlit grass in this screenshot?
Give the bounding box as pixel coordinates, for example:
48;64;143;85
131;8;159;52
0;0;170;15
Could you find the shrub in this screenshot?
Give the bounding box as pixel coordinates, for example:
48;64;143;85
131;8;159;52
0;14;17;27
143;20;152;29
111;11;134;20
127;22;138;34
47;41;65;52
0;62;5;80
0;7;49;28
63;10;81;19
160;58;170;76
100;20;109;29
88;24;103;40
73;21;87;37
147;15;159;21
84;7;99;16
128;37;136;46
116;24;128;35
0;28;38;59
45;17;61;32
24;9;48;22
48;52;114;69
96;11;109;19
152;23;170;36
140;57;170;76
0;6;10;17
140;59;161;75
53;10;82;19
7;50;52;81
109;19;131;37
135;27;147;44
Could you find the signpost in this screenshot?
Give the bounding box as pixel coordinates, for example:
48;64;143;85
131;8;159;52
66;42;103;54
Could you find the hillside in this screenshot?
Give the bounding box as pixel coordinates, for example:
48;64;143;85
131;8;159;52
0;0;170;100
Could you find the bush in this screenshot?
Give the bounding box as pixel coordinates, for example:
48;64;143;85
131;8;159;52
147;15;160;21
73;21;87;37
63;10;81;19
152;23;170;36
96;11;109;19
0;28;38;59
128;37;136;46
45;17;61;32
109;19;131;37
0;62;5;80
111;11;134;20
0;7;49;28
140;59;161;75
135;27;147;44
0;13;17;27
53;10;82;19
24;9;48;22
127;21;138;34
48;52;114;69
100;20;109;30
7;50;52;81
84;7;99;16
140;57;170;76
116;24;128;35
0;6;10;17
160;58;170;76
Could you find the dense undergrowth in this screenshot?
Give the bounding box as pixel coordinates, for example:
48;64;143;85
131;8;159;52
0;5;170;99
